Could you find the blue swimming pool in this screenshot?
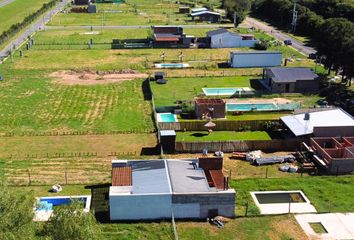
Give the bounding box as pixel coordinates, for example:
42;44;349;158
203;88;242;96
37;197;87;211
157;113;178;122
155;63;189;69
226;103;278;111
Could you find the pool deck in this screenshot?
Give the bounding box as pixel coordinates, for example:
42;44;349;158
225;97;292;104
251;191;317;215
295;213;354;240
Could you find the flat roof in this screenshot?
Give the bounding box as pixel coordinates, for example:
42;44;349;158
159;130;176;136
267;67;318;83
167;160;213;193
231;51;282;55
129;160;171;194
281;109;354;136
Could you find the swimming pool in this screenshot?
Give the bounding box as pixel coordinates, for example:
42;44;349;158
34;195;91;221
226;103;278;111
154;63;190;69
157;113;178;122
203;87;253;96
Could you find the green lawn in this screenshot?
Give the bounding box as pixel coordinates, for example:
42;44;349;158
0;69;154;134
151;76;252;107
0;0;52;33
231;176;354;216
176;131;271;142
225;112;288;120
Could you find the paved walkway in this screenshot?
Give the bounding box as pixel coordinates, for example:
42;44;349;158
295;213;354;240
241;17;316;56
0;0;15;8
0;0;71;60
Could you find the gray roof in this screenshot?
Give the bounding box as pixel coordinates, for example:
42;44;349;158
129;160;171;194
268;67;318;83
167;160;213;193
281;108;354;136
159;130;176;136
206;28;229;36
191;11;221;17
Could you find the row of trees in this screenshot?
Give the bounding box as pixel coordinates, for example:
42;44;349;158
251;0;354;84
0;183;100;240
0;0;58;46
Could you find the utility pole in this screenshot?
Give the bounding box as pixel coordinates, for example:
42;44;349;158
233;11;237;27
291;0;298;32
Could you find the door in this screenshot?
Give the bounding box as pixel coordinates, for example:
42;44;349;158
285;84;290;93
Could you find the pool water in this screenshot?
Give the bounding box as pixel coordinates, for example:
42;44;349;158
203;88;243;96
158;113;177;122
155;63;189;69
37;197;86;211
227;103;277;111
255;192;306;204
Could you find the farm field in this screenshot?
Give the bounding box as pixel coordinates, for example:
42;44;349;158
0;0;52;33
176;131;272;141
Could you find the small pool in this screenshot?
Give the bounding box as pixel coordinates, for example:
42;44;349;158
203;87;253;97
154;63;190;69
227;103;278;111
157;113;178;123
250;191;316;215
34;195;91;221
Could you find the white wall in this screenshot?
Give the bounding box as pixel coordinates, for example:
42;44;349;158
173;203;200;218
110;194;172;220
230;52;282;68
210;33;257;48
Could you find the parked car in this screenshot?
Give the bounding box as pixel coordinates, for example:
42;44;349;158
284;39;292;45
308;53;317;59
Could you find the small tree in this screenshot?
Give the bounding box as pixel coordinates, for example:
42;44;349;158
44;201;100;240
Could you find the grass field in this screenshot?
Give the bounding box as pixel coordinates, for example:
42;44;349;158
176;131;271;141
151;76;252;106
0;0;52;33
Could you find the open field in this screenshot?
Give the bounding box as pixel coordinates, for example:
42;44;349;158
0;68;154;134
0;0;52;33
176;131;271;141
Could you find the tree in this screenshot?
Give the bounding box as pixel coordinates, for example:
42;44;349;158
223;0;251;26
44;201;101;240
0;184;35;240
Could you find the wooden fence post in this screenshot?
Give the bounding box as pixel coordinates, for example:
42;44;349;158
245;202;249;216
28;169;31;186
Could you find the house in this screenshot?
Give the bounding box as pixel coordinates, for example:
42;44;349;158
262;67;319;93
206;29;257;48
308;137;354;174
195;98;225;119
109;158;235;220
191;7;208;13
281;108;354;137
191;11;221;23
230;51;282;68
74;0;90;5
152;26;192;47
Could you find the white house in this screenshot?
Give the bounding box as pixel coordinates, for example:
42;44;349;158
230;51;282;68
109;158;235;220
207;29;258;48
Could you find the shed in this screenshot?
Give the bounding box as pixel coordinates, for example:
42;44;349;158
87;4;97;13
179;6;190;14
191;11;221;23
195;98;225;119
158;130;176;153
154;72;165;80
280;108;354;137
206;29;257;48
230;51;282;68
263;67;319;93
191;7;208;13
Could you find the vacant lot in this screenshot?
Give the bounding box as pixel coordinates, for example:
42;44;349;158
176;131;271;141
0;0;51;33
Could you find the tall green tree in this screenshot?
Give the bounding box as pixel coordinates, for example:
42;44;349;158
0;184;35;240
223;0;251;26
44;201;101;240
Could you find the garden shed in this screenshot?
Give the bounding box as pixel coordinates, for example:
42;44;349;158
191;11;221;23
262;67;319;93
195;98;225;119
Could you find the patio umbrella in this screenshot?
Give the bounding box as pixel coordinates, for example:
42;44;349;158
204;120;216;134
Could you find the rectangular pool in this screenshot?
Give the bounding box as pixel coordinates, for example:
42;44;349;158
157;113;178;123
203;87;252;96
227;103;278;111
250;191;317;215
34;195;91;221
154;63;190;69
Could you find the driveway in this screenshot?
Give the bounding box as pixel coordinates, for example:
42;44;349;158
0;0;15;8
241;17;316;56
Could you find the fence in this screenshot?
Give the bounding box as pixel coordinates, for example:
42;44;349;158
175;139;308;153
158;120;277;131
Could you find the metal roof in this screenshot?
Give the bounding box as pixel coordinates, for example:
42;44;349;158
167;160;214;193
191;11;221;17
281;109;354;136
159;130;176;137
230;51;281;55
206;28;228;36
112;167;132;186
154;33;180;42
191;7;208;13
129;160;171;194
268;67;318;83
